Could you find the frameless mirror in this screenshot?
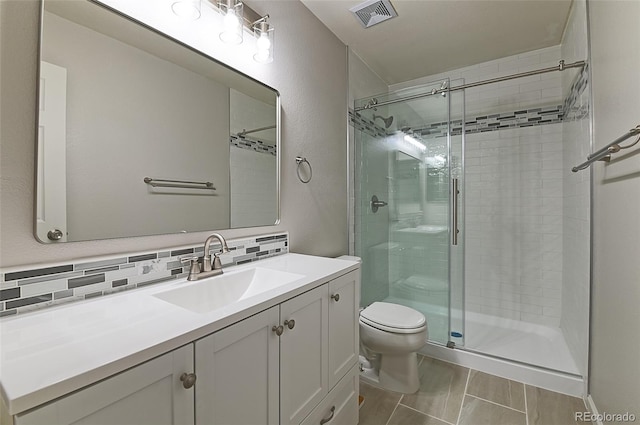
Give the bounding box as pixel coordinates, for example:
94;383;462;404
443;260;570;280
35;0;279;243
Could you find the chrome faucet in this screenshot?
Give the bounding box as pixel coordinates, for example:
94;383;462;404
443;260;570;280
182;233;231;281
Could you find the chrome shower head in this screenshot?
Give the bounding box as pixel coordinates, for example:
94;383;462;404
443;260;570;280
373;114;394;128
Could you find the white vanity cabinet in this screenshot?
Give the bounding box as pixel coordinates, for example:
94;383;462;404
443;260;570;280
196;270;359;425
15;345;195;425
10;269;360;425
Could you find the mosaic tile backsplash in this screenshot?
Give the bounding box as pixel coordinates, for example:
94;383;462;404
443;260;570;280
230;134;276;156
0;233;288;317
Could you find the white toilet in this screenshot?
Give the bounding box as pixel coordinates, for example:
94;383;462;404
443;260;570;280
359;302;428;393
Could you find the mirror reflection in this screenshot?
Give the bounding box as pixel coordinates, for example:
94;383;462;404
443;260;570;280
36;0;279;243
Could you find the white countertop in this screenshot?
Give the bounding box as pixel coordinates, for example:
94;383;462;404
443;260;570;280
0;253;359;415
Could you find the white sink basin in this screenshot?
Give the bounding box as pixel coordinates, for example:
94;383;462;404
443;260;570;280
153;267;304;313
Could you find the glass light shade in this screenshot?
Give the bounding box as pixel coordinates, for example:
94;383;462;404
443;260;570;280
171;0;201;20
253;22;274;63
219;0;244;45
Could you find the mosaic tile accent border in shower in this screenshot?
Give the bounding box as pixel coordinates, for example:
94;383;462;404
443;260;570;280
0;233;288;317
350;64;590;139
349;109;390;138
418;105;565;139
230;134;277;156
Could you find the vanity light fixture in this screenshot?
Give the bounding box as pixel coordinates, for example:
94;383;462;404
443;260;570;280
171;0;202;20
218;0;244;45
170;0;275;63
252;16;274;63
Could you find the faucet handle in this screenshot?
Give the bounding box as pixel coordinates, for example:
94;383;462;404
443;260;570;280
212;252;224;270
181;256;201;279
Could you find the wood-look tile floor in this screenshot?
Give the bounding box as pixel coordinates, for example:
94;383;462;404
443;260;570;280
359;355;589;425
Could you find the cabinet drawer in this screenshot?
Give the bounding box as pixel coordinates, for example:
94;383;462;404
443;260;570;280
300;364;359;425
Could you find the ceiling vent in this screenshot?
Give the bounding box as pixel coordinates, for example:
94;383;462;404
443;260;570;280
349;0;398;28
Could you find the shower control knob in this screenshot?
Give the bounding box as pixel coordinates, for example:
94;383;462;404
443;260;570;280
331;294;340;302
284;319;295;330
179;373;197;389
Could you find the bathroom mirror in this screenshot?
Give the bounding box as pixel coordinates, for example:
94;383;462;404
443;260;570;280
35;0;279;243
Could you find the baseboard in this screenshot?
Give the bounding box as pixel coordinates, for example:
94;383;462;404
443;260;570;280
585;395;603;425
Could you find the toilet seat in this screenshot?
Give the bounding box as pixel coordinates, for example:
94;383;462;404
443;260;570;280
360;302;426;334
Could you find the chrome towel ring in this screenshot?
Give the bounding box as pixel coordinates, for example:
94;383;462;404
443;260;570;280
295;156;312;183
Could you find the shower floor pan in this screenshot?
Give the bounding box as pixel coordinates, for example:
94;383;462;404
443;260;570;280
384;296;584;397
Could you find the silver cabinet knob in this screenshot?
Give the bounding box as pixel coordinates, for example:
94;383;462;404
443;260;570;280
179;372;197;389
331;293;340;302
319;406;335;425
284;319;295;330
272;325;284;336
47;229;64;241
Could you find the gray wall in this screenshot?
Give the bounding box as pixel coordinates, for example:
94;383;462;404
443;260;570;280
589;0;640;417
0;0;348;267
43;12;231;240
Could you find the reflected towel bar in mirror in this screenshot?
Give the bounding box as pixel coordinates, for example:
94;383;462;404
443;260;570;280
143;177;216;190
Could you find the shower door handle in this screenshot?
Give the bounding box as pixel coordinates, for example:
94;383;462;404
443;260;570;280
371;195;388;213
452;178;460;246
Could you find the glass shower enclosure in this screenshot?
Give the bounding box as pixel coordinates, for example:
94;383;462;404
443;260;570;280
354;79;465;347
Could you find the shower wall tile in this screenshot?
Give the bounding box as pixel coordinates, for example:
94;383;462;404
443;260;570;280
464;123;564;326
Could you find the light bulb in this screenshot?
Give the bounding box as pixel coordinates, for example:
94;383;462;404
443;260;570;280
256;33;271;51
254;49;270;63
219;7;243;45
223;10;239;31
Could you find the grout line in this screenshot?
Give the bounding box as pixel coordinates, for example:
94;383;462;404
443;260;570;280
524;384;530;425
464;394;527;414
455;368;471;425
384;397;401;425
396;403;456;425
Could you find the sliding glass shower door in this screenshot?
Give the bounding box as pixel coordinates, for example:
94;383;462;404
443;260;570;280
354;80;464;347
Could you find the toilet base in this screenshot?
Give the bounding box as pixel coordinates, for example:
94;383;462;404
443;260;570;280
359;354;420;394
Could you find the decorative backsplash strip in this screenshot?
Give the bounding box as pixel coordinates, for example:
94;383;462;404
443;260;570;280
230;134;277;156
0;233;288;318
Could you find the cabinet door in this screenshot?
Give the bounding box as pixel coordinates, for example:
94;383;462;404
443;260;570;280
16;345;194;425
280;285;329;425
195;306;280;425
328;271;360;389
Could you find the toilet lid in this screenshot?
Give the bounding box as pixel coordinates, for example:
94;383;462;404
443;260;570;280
360;302;426;330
